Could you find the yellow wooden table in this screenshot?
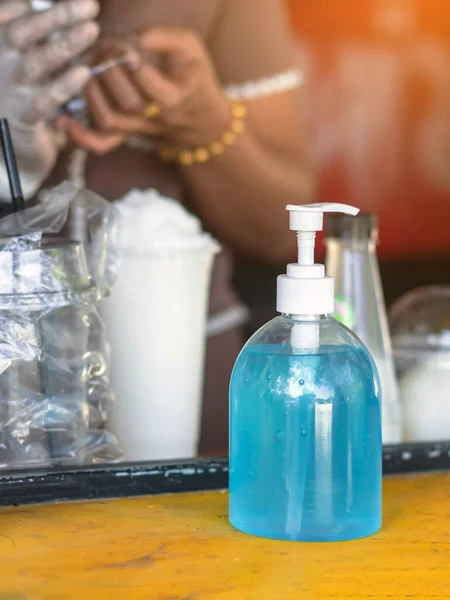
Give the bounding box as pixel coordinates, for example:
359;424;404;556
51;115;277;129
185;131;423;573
0;472;448;599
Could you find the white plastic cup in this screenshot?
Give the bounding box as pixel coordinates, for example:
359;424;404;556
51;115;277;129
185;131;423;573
101;190;219;461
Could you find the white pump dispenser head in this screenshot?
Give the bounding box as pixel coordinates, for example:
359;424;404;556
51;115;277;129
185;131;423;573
277;203;359;317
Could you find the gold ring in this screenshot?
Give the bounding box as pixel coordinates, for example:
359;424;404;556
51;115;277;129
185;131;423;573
142;102;162;120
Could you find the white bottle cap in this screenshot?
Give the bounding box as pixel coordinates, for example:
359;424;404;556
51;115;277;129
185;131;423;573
277;203;359;316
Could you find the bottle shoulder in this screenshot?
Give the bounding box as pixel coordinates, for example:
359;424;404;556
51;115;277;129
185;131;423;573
231;326;381;403
243;316;367;354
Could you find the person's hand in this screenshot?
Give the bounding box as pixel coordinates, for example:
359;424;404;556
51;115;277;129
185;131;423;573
0;0;100;199
57;27;231;156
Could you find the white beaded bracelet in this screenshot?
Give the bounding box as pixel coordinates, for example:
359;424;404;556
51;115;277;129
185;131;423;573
224;69;304;100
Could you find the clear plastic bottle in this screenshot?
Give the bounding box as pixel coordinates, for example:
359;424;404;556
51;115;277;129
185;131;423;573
229;204;382;542
325;214;403;444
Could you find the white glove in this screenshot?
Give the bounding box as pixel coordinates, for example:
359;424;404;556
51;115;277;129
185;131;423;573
0;0;100;201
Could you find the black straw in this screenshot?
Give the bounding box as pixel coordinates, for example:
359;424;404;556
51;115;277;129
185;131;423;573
0;119;25;213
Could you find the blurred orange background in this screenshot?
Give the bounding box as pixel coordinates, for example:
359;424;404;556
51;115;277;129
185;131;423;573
288;0;450;259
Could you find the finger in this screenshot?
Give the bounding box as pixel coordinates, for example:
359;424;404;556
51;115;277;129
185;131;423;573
0;1;30;25
132;63;181;108
98;65;146;114
16;21;99;84
138;27;204;62
58;117;125;155
7;0;99;50
89;34;134;59
86;79;162;136
23;64;91;124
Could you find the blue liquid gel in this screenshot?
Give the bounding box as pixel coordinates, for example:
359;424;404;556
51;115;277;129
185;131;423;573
229;344;382;542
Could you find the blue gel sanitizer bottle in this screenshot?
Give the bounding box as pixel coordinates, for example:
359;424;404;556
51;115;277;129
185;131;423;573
229;203;382;542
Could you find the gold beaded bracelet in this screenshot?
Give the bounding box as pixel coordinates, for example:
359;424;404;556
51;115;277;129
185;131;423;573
159;99;248;166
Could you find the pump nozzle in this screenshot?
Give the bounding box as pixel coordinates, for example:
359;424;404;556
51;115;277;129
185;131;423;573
286;203;359;269
277;203;359;318
287;203;359;233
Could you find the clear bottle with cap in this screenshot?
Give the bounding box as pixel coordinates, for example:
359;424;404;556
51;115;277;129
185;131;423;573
229;203;382;542
325;213;403;444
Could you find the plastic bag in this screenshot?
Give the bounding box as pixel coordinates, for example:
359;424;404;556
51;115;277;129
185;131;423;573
0;181;122;468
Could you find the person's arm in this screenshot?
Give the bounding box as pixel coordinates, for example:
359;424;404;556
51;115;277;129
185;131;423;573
58;0;313;263
184;0;313;263
180;92;312;263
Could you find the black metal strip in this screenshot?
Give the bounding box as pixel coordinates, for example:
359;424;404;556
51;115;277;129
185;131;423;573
0;459;229;507
382;442;450;475
0;442;449;507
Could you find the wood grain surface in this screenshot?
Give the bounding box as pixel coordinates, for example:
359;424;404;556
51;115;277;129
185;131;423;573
0;472;448;599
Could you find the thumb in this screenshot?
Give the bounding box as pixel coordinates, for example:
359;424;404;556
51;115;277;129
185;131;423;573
138;27;205;62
